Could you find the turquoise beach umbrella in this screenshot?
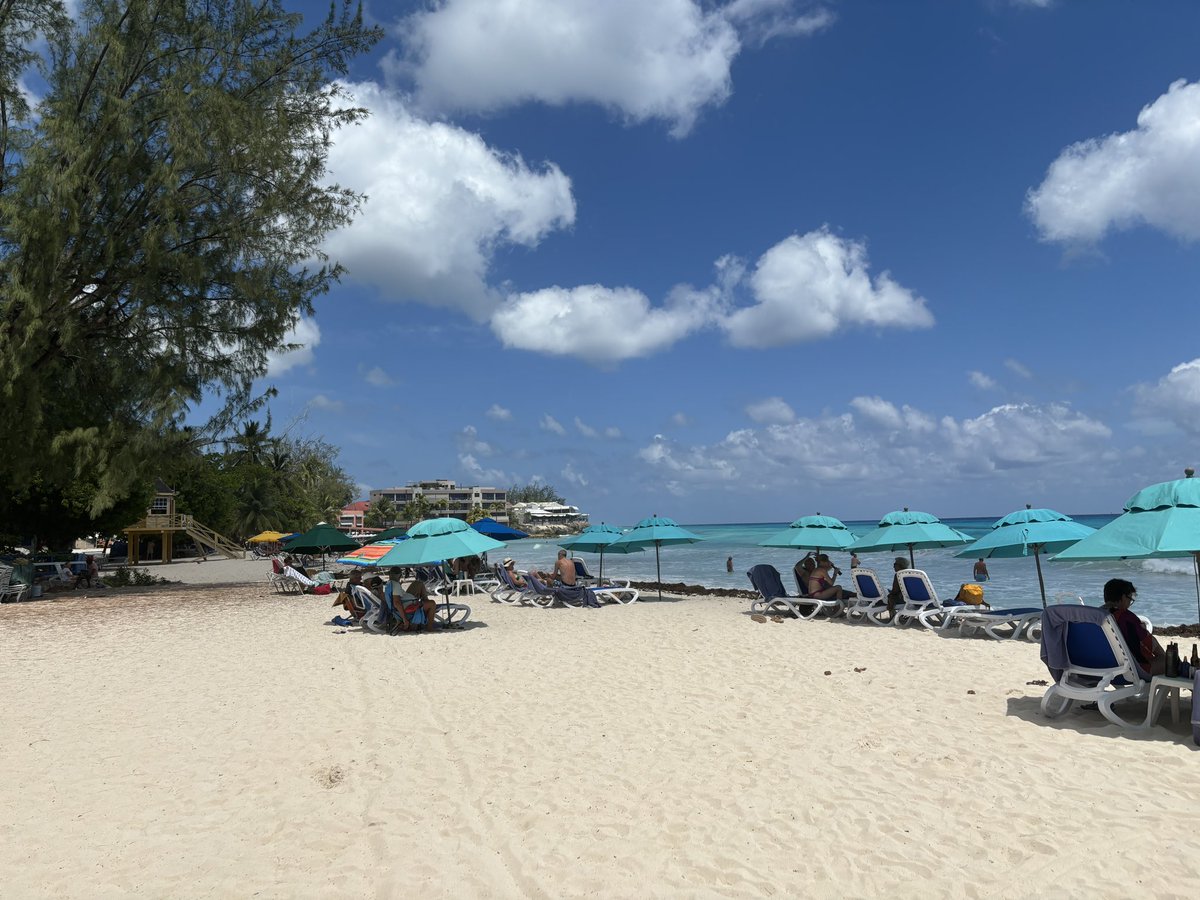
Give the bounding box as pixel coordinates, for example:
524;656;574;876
956;505;1096;607
848;508;973;567
558;523;644;580
1053;469;1200;620
373;517;506;567
610;515;704;600
759;514;857;553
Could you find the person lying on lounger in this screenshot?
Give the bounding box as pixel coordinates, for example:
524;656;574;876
502;557;527;588
283;556;318;591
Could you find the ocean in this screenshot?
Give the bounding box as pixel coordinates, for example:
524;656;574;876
500;515;1200;625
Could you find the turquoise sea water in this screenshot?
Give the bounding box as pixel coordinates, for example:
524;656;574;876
500;515;1200;625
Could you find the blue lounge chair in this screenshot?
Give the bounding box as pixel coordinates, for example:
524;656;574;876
845;568;891;625
525;572;600;609
1039;604;1149;728
747;564;842;620
895;569;965;630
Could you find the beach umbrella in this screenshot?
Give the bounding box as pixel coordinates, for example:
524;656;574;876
1053;469;1200;621
760;514;857;554
282;523;360;568
470;517;529;541
247;530;287;543
609;514;704;600
337;538;407;567
373;526;409;541
955;505;1096;608
848;508;972;567
558;523;644;580
369;518;506;626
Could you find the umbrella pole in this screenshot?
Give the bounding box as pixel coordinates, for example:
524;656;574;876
1193;553;1200;624
908;544;915;568
656;542;662;601
599;548;604;581
1033;546;1047;609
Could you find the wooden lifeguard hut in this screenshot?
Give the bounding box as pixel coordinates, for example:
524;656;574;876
123;479;243;563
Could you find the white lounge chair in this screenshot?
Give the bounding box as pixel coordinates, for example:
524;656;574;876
945;606;1043;641
746;564;843;620
894;569;963;630
490;564;539;605
1040;605;1149;728
846;568;892;625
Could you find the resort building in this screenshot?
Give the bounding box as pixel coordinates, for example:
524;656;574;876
368;480;508;522
339;501;370;532
510;501;589;529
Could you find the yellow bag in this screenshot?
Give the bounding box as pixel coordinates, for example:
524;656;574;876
956;583;986;605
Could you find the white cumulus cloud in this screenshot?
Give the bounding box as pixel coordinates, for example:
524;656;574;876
968;370;997;390
323;81;575;319
540;414;566;436
1027;79;1200;244
486;404;513;421
1005;358;1033;379
720;229;934;348
1134;358;1200;434
395;0;831;138
745;397;796;424
364;366;394;386
491;283;716;364
266;317;321;376
310;393;344;413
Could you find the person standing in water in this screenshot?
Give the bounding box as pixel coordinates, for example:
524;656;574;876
973;558;990;581
726;556;733;573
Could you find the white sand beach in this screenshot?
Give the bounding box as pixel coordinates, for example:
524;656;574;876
2;564;1198;898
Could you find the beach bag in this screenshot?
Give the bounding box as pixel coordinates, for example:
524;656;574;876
956;583;986;605
313;584;332;595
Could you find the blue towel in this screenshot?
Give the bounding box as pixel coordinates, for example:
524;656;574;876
1039;604;1110;682
1193;670;1199;747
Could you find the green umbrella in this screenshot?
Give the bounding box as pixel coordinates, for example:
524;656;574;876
282;522;360;568
955;505;1096;607
558;523;644;580
609;514;703;600
1053;469;1200;620
848;508;972;567
373;526;409;541
760;514;857;553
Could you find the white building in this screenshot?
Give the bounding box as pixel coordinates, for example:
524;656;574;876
510;501;589;528
369;480;508;522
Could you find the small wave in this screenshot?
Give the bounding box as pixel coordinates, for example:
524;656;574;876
1138;558;1194;576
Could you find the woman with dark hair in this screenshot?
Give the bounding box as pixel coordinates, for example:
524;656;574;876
1103;578;1165;675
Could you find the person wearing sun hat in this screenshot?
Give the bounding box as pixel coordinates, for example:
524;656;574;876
502;557;527;588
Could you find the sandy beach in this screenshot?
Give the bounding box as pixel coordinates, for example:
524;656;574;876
2;561;1198;898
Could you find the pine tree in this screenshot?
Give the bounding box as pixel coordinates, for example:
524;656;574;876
0;1;380;530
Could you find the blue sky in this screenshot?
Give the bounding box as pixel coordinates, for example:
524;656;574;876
256;0;1200;524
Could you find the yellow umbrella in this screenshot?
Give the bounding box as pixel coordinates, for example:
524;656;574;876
247;530;287;543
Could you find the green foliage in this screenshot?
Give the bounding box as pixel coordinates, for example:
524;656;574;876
104;566;168;587
401;495;433;526
0;474;151;550
364;498;395;529
0;1;380;531
466;505;485;524
508;483;564;505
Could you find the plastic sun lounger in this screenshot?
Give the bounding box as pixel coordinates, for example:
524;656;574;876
895;569;965;630
846;568;892;625
490;564;539;605
569;560;638;603
1040;610;1149;728
746;564;841;620
571;559;634;590
524;572;600;609
940;606;1044;641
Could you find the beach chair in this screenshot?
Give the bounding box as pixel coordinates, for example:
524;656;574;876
571;558;634;590
352;585;389;634
944;606;1044;641
845;568;892;625
570;559;638;603
746;564;842;620
1039;605;1149;728
0;565;27;602
491;564;538;605
267;557;303;594
525;572;599;609
894;569;964;630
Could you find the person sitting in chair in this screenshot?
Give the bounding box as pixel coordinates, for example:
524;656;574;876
1103;578;1165;676
793;556;816;596
502;557;527;588
807;554;849;602
534;550;578;586
283;556;318;591
385;567;437;633
885;557;909;620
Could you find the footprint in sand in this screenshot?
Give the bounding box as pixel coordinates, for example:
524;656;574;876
314;765;345;789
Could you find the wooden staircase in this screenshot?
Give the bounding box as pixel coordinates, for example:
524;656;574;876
184;518;244;560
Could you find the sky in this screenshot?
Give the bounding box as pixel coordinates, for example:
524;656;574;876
252;0;1200;524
